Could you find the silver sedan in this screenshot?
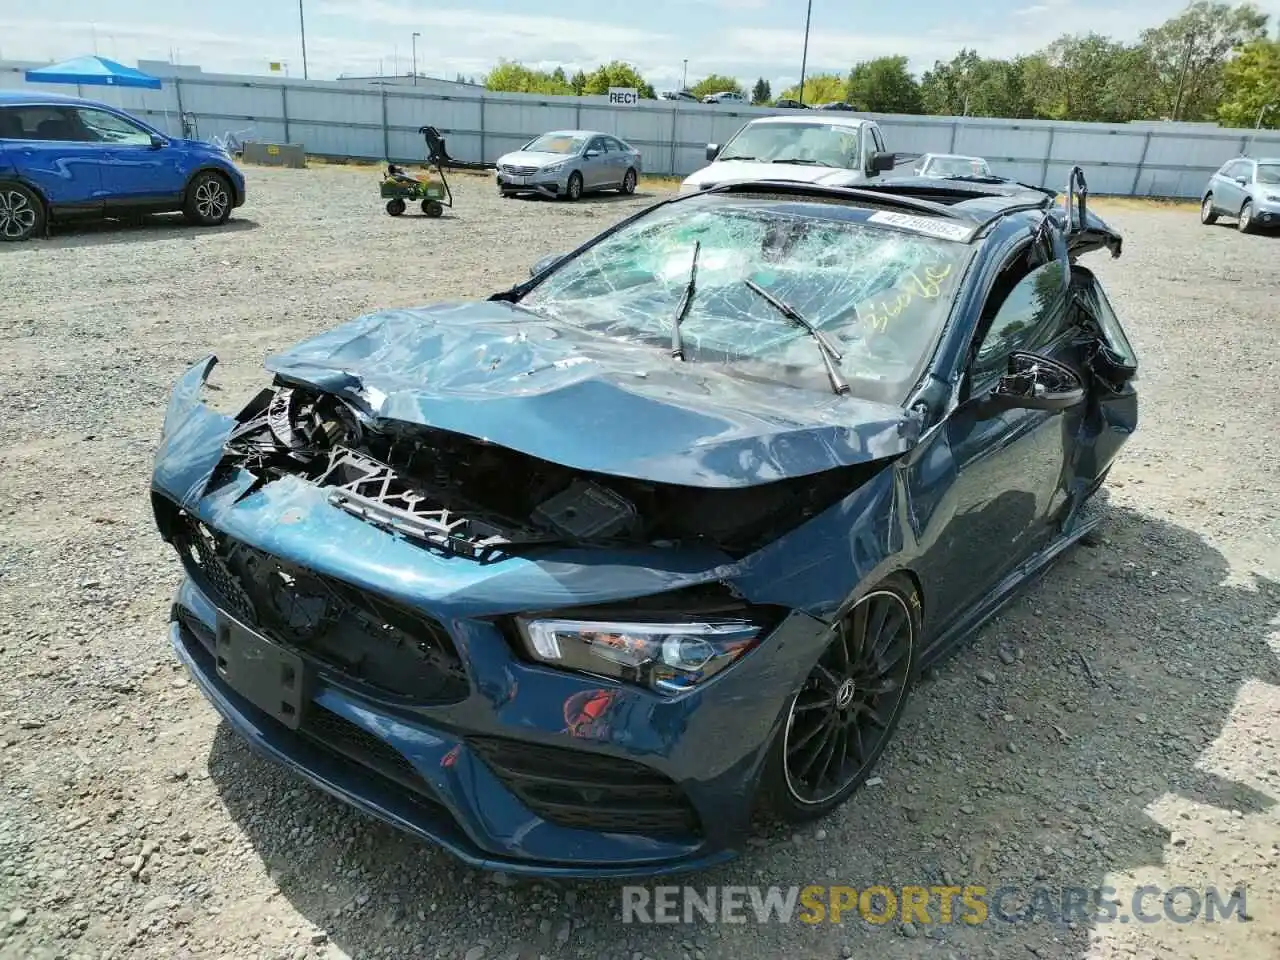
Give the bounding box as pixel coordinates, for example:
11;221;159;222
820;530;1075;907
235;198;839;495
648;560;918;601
495;130;643;201
1200;156;1280;233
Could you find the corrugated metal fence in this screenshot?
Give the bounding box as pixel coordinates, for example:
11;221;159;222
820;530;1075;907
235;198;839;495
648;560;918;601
6;65;1280;198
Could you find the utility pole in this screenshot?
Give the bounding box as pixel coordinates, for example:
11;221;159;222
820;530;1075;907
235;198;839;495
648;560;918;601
298;0;309;79
1171;30;1194;121
412;32;420;85
798;0;813;105
682;59;688;91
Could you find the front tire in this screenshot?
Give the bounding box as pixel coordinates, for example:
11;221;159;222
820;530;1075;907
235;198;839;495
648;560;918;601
385;198;406;216
1238;200;1254;233
0;182;44;241
183;171;233;226
422;199;443;218
564;172;583;202
620;168;638;195
760;573;920;823
1200;195;1218;225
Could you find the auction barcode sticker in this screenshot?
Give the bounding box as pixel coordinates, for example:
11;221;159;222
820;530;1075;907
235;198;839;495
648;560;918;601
867;210;974;242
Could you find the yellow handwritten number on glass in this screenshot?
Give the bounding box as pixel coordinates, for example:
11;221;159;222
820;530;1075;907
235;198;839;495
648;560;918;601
861;263;952;333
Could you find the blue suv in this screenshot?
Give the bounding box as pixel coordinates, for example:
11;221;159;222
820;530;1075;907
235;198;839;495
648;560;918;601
0;90;246;241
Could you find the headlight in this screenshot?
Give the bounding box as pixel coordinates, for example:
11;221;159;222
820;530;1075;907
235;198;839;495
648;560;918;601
542;161;566;174
516;618;762;694
1266;194;1280;202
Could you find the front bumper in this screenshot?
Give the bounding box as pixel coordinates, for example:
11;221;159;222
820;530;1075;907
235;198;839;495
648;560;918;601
169;569;829;877
495;168;570;197
1250;198;1280;226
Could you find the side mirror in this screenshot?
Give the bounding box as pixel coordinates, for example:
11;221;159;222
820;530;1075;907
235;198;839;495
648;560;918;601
706;143;721;161
1234;175;1248;185
149;134;167;150
871;151;895;173
584;149;600;158
530;252;566;278
980;352;1085;416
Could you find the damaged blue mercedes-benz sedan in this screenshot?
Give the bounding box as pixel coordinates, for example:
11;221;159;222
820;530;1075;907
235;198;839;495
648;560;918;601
152;171;1138;877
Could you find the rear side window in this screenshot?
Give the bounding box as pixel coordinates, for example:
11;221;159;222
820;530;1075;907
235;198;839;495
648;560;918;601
0;105;79;140
606;137;628;152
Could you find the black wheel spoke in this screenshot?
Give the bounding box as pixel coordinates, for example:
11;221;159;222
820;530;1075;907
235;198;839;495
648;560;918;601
812;723;841;787
794;718;836;778
788;716;828;755
794;691;835;712
813;662;842;693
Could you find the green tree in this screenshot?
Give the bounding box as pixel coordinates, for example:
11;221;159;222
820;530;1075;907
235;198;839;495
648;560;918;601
582;60;657;98
1139;1;1269;119
921;49;1036;118
778;73;846;104
570;70;588;96
845;55;923;113
751;77;772;104
1029;33;1158;122
689;74;746;99
483;61;573;95
1218;37;1280;126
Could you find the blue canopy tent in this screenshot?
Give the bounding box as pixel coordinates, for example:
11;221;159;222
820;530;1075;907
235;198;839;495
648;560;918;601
24;56;162;89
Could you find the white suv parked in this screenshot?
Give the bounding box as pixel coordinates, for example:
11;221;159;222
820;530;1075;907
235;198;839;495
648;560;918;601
680;114;894;193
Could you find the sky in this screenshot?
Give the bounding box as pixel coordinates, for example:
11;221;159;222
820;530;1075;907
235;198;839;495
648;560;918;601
2;0;1279;92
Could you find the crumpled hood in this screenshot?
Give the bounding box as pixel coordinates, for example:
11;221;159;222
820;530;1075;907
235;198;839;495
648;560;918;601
682;160;867;191
263;301;917;488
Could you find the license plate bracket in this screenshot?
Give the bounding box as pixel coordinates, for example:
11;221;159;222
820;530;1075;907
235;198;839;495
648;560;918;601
214;613;310;730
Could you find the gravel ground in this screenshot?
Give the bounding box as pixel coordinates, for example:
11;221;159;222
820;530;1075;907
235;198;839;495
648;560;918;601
1;166;1278;960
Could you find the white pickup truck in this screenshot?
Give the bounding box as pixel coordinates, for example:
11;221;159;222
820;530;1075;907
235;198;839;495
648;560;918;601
680;114;896;193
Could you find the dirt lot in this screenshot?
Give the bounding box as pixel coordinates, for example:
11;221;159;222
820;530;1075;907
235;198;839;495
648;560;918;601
1;166;1278;960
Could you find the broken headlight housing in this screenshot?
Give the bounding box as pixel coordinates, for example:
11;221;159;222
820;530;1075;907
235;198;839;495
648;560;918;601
516;618;762;695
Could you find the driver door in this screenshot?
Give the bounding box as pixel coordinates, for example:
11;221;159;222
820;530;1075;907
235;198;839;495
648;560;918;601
917;253;1083;627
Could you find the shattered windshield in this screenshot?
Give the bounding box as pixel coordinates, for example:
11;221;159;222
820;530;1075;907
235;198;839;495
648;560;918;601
520;196;973;403
717;122;862;169
1256;164;1280;184
524;134;585;155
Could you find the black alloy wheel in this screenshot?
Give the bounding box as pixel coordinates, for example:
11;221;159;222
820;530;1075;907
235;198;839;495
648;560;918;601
762;574;919;821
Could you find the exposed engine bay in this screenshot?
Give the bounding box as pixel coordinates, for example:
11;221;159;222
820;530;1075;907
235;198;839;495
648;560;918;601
214;383;884;561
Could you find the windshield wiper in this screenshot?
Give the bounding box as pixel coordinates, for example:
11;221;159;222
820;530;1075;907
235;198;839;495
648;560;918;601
771;157;836;167
671;240;701;361
717;154;758;161
743;279;850;395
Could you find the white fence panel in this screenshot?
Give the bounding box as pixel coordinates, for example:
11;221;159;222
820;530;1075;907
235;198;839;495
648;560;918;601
5;64;1280;194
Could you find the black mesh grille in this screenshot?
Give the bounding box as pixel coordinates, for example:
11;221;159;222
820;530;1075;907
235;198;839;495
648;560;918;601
298;706;442;806
165;509;469;704
468;736;701;837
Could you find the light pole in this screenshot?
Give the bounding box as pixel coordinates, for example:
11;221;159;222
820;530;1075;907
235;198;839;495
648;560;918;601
682;59;688;91
1256;102;1275;129
412;32;420;85
298;0;309;79
798;0;813;106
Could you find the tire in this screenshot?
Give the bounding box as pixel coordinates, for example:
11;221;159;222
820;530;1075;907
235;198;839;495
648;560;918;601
183;171;233;226
385;198;406;217
1200;195;1218;225
620;168;638;195
422;199;443;218
1237;200;1254;233
564;172;583;202
0;182;44;242
759;573;920;823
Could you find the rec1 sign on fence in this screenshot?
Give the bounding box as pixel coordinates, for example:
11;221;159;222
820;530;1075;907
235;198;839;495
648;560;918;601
608;87;639;106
